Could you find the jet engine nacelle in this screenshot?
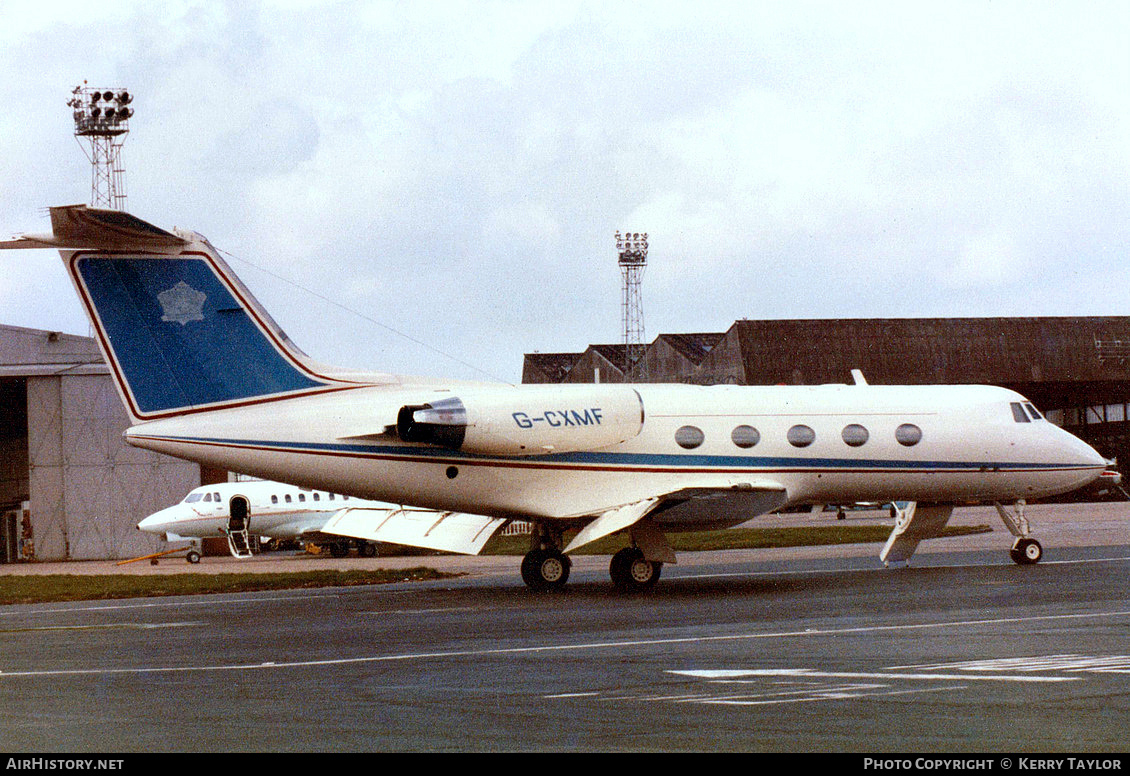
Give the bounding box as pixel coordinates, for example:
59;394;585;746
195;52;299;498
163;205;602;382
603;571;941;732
397;385;645;456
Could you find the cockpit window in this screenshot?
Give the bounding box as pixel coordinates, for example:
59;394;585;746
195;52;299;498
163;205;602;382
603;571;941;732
1024;402;1043;420
1011;402;1031;423
184;493;203;503
203;493;212;502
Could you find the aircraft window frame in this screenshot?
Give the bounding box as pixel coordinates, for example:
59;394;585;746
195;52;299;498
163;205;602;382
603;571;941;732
787;424;816;448
271;495;278;504
298;493;306;502
895;423;923;446
675;426;705;449
1011;402;1031;423
313;493;320;501
285;494;292;503
731;425;760;448
841;424;869;447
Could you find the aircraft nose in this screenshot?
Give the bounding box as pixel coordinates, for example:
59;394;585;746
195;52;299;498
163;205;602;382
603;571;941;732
137;508;172;534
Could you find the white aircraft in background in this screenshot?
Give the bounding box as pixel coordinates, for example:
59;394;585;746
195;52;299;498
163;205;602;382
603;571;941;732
1;205;1108;591
138;480;468;562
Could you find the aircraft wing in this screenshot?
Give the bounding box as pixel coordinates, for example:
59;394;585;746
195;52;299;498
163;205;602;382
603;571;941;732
319;507;508;555
0;204;187;250
563;480;789;554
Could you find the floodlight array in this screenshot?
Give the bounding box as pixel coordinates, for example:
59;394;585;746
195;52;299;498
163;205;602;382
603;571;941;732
68;86;134;136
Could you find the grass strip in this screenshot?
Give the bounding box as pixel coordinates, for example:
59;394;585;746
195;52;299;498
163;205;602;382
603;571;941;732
0;524;992;605
0;567;457;606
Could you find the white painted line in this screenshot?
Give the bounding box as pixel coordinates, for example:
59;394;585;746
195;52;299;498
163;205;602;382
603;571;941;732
700;685;964;706
0;621;201;634
671;668;1079;683
674;554;1130;582
3;608;1130;680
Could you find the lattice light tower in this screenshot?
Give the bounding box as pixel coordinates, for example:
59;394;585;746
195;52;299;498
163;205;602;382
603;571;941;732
616;230;648;381
67;85;134;210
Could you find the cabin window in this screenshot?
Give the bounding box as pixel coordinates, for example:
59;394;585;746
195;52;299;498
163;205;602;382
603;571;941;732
271;495;278;504
313;493;320;501
1011;402;1031;423
841;424;869;447
787;425;815;448
731;425;760;448
298;494;305;502
329;494;335;500
285;495;292;503
675;425;705;449
213;493;220;501
895;423;923;446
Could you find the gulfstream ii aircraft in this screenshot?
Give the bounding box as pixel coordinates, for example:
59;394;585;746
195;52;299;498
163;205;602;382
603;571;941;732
2;205;1108;590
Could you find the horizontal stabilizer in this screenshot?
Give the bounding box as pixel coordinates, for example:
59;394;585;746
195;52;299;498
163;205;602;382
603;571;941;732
320;507;507;556
0;205;187;251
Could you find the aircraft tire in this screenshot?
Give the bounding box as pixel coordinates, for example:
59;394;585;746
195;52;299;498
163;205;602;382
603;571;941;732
610;547;662;592
186;550;201;564
1010;538;1043;565
521;549;571;591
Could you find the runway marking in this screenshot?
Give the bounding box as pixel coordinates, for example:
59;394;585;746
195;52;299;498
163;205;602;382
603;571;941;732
2;608;1130;680
0;621;201;634
673;554;1130;581
697;684;965;706
0;591;342;618
670;668;1079;683
890;654;1130;674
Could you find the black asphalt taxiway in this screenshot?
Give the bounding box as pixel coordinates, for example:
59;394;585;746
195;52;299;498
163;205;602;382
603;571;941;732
1;503;1129;752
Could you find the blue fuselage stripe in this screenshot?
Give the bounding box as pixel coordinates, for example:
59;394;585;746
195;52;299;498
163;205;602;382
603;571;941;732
131;434;1091;473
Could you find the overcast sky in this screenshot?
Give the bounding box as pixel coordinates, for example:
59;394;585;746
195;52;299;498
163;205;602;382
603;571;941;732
1;1;1127;383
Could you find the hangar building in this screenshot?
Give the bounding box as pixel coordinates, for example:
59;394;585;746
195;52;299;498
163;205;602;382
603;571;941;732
0;324;201;563
523;317;1130;474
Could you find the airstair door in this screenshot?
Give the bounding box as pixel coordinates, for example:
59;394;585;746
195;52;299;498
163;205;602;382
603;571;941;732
227;496;253;559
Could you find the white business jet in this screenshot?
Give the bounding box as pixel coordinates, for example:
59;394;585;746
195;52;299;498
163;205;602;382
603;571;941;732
2;205;1108;591
138;480;443;562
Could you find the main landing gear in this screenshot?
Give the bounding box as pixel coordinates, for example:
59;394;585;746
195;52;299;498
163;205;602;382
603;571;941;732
609;547;662;592
995;501;1043;566
521;524;571;591
520;525;664;592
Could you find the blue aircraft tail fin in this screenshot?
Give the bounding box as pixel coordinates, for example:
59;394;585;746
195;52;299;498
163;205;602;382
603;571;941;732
8;207;366;421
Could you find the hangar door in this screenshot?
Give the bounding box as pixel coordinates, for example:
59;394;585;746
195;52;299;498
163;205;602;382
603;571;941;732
26;373;199;561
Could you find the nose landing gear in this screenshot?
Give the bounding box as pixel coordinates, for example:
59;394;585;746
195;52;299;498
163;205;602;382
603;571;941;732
995;501;1043;565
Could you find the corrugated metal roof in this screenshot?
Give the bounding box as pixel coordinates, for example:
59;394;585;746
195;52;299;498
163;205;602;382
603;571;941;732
731;317;1130;385
0;324;108;378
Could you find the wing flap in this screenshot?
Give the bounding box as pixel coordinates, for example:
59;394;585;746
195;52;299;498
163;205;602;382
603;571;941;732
563;498;659;554
564;480;789;554
320;507;507;555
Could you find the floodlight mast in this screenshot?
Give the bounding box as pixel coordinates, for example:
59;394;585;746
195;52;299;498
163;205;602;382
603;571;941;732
616;230;648;381
67;85;134;210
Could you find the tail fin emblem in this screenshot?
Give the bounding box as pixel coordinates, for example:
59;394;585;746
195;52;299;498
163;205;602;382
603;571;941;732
158;281;206;325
